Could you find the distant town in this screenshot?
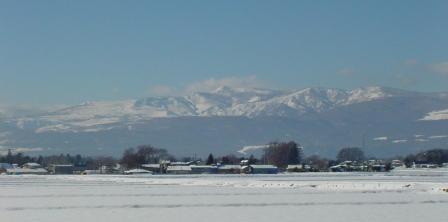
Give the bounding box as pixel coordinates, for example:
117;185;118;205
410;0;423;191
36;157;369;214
1;141;447;175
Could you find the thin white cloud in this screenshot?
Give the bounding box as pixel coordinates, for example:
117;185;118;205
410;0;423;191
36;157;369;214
148;85;178;97
185;76;264;93
148;76;266;96
403;59;418;66
429;61;448;75
337;68;355;77
395;73;418;88
0;147;45;155
237;144;269;155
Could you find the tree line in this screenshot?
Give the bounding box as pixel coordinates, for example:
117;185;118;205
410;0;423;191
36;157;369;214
403;149;448;167
0;149;116;169
1;143;447;170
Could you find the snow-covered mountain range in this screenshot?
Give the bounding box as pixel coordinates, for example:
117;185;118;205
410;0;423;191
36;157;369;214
1;86;448;157
14;86;437;133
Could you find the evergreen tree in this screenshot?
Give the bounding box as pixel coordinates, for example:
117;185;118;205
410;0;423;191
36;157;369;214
6;149;13;164
248;154;257;164
206;153;215;165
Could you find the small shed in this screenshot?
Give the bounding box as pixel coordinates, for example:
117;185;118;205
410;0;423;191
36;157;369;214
242;165;278;174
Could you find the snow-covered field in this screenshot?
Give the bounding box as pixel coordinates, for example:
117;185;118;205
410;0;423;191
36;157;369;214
1;171;447;222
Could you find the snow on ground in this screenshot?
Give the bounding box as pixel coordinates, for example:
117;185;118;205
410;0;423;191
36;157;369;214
1;172;447;222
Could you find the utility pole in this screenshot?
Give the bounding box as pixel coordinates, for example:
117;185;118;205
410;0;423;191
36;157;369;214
362;134;366;150
362;133;367;159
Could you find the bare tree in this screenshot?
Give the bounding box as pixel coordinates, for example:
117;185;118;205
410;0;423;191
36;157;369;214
120;145;173;170
336;147;365;162
262;141;302;168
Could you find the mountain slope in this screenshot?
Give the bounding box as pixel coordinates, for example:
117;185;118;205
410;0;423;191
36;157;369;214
14;86;425;133
1;86;448;158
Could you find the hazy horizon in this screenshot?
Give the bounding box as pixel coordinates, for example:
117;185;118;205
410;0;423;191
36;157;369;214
1;84;447;113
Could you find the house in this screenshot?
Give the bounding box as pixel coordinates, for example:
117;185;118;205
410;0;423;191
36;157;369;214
23;163;43;169
329;165;347;172
49;164;74;175
166;165;192;174
72;165;87;174
391;160;405;169
217;165;241;174
414;163;438;168
370;164;386;172
242;165;278;174
124;169;152;175
99;165;122;174
287;165;305;172
141;164;162;174
6;163;47;175
170;161;194;166
240;160;250;166
190;165;218;174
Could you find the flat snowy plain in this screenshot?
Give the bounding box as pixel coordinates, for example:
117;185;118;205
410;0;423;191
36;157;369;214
1;170;447;222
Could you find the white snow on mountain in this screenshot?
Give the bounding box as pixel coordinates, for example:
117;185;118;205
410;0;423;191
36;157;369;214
30;99;198;133
421;109;448;121
373;137;388;141
392;139;407;144
428;135;448;139
10;86;425;133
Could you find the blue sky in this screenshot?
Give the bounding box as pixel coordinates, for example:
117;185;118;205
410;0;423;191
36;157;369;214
1;0;447;106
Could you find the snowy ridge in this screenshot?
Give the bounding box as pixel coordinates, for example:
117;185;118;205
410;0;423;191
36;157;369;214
13;86;429;133
421;109;448;121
